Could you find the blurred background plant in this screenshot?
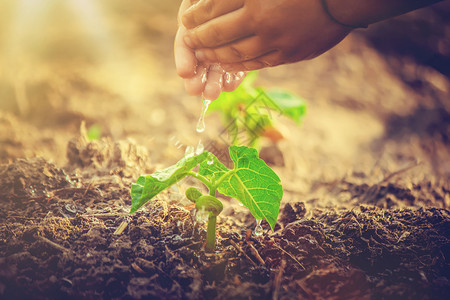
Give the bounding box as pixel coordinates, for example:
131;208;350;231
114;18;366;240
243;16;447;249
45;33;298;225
208;71;307;149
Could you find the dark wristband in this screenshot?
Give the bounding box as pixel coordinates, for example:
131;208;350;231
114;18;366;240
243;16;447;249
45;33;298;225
320;0;368;29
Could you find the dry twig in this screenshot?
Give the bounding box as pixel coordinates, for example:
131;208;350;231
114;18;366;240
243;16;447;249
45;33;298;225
381;161;421;184
249;243;265;265
38;236;70;253
272;259;286;300
113;221;129;235
272;243;305;270
230;240;257;266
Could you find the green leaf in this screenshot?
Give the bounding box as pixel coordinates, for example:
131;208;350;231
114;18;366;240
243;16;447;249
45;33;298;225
263;89;307;124
199;153;229;181
130;152;208;213
185;187;203;203
216;145;283;230
86;124;102;141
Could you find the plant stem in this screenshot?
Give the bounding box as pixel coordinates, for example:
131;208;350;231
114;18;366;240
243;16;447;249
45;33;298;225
206;215;217;252
187;171;211;189
212;170;236;191
186;171;220;251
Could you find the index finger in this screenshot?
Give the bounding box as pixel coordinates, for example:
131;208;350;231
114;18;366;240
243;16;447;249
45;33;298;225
182;0;244;29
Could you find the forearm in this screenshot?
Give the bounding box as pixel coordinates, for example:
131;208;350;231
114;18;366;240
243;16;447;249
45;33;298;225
326;0;444;27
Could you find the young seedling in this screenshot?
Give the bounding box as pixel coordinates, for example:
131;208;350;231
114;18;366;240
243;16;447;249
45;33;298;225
130;145;283;251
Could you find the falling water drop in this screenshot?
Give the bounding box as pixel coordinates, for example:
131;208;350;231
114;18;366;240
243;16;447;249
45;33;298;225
195;140;204;155
192;210;197;224
174;140;183;149
196;207;209;224
196;99;211;133
185;145;195;158
254;219;263;236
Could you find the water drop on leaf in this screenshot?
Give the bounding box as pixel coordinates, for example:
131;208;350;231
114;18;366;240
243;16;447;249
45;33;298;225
185;146;195;158
254;219;263;236
206;152;215;165
196;140;204;155
196;207;209;224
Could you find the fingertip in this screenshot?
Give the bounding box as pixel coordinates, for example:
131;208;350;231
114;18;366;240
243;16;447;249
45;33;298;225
184;66;207;96
202;82;222;100
174;46;197;78
184;77;204;96
177;66;196;78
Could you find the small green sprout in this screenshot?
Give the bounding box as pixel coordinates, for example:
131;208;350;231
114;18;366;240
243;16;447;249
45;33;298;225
86;124;102;141
130;145;283;251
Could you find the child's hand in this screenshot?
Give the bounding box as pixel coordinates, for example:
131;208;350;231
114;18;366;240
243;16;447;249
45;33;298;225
174;0;246;100
180;0;350;72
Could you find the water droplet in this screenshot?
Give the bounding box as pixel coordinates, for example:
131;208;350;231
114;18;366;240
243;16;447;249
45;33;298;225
234;71;245;81
196;207;209;224
254;219;263;236
225;72;231;83
206;152;214;165
201;69;207;84
195;140;204;155
174;140;183;149
29;186;35;195
196;99;211;133
185;145;195;158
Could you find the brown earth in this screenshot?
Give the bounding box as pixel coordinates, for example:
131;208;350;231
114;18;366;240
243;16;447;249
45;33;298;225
0;1;449;299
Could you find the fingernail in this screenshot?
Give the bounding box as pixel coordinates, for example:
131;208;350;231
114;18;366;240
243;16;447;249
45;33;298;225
202;82;221;101
195;50;206;62
184;35;194;48
209;64;224;73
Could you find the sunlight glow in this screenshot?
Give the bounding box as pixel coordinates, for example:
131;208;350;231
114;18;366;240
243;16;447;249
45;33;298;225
65;0;119;56
0;0;161;105
1;0;47;59
1;0;119;63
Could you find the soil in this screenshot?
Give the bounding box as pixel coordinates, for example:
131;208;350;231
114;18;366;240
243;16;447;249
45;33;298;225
0;1;449;299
